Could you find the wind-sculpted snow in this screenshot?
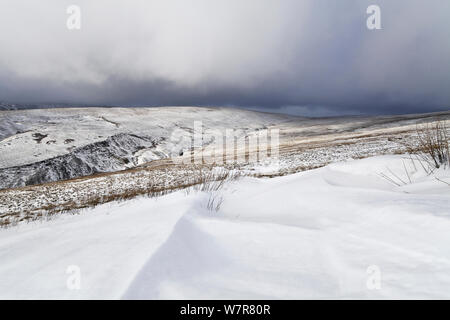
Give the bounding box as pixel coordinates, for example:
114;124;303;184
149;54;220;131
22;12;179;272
123;215;230;299
1;155;449;299
124;156;450;299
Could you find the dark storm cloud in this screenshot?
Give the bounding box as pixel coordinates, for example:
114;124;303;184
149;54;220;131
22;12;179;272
0;0;449;115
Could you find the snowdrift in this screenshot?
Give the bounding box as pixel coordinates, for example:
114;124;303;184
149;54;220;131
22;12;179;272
0;155;449;299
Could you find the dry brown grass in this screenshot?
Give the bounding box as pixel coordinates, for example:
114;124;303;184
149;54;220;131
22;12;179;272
0;164;244;227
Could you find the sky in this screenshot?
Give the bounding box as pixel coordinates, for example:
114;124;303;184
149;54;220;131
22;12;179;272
0;0;449;116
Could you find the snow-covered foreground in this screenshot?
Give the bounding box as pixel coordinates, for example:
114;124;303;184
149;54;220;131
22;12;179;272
1;155;449;299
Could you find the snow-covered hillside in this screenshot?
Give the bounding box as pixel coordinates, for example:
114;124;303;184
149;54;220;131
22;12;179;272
1;155;449;299
1;107;449;190
0;107;293;189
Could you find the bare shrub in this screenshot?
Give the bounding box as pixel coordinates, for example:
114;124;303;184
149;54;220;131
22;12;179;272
416;121;449;169
403;121;450;173
380;121;450;187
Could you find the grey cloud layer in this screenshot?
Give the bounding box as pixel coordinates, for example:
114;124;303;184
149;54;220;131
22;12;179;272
0;0;449;115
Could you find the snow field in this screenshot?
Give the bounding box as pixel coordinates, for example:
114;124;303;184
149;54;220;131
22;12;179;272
0;155;449;299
